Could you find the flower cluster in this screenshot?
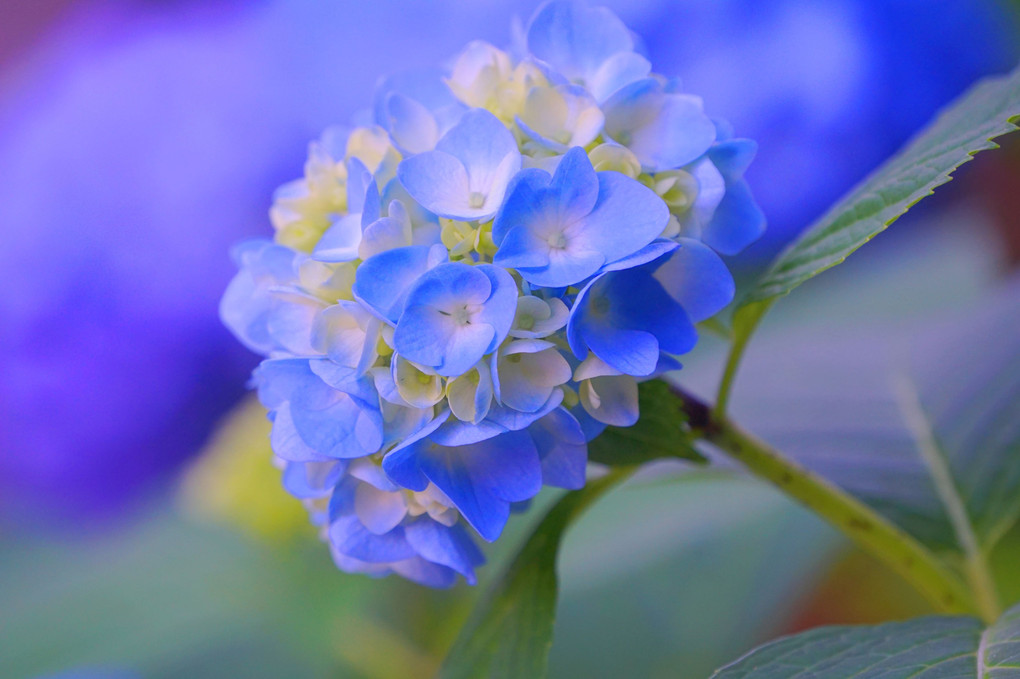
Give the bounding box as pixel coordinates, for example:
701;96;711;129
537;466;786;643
221;0;763;587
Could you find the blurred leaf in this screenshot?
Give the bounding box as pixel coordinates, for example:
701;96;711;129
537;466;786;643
710;602;1020;678
551;474;840;679
724;63;1020;405
438;471;630;679
587;380;705;467
682;276;1020;615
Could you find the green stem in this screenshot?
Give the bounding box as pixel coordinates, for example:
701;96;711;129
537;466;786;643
713;301;769;419
673;386;978;617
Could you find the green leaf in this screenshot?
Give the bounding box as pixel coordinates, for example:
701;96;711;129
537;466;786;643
438;470;631;679
689;277;1020;617
587;380;705;466
719;64;1020;411
710;602;1020;678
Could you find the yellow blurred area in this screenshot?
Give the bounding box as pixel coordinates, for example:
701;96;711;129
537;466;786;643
180;396;314;543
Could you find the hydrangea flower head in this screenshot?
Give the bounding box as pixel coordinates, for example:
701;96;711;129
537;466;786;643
221;0;764;586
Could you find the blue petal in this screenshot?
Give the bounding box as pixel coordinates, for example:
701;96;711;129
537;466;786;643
549;146;599;221
528;407;587;490
598;239;678;273
353;244;448;323
703;179;766;256
527;1;634;85
384;93;439;155
417;430;541;541
435;109;519;179
574;170;669;263
330;516;415;563
491;169;550;245
282;460;346;499
270;402;331;462
397;150;471;219
314;214;367;260
653;238;735;322
381;440;430;491
404;519;485;583
474;264;519;352
391;557;459;588
604;78;716;171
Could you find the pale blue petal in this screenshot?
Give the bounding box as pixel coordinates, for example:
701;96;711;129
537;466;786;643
527;1;634;84
385;93;439;155
435;108;519;182
589;50;651;102
653;238;735;322
353;245;448;323
397;150;472;219
271;402;331;462
281;460;345;499
604;78;716;171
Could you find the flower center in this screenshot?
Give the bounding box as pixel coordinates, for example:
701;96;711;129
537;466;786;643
469;191;486;208
547;231;568;249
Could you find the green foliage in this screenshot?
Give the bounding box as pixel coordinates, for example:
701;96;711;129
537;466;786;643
438;471;630;679
711;602;1020;678
719;64;1020;411
587;380;705;466
700;277;1020;618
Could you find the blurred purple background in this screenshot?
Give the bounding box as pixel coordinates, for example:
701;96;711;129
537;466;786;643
1;0;1015;526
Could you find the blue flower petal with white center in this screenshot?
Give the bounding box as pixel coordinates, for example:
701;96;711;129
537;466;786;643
567;260;697;376
393;262;517;377
603;78;717;172
527;407;587;490
398;109;521;221
493;147;668;288
526;1;648;102
383;430;542;542
353;243;448;323
509;295;569;339
653;238;735;323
